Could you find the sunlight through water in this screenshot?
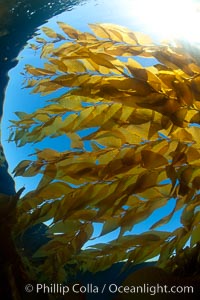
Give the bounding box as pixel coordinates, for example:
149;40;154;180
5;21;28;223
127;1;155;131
120;0;200;44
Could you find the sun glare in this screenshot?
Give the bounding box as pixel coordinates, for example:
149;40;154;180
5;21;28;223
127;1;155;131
121;0;200;44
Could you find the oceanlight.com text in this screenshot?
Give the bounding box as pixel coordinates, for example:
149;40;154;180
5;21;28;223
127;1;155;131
25;282;194;296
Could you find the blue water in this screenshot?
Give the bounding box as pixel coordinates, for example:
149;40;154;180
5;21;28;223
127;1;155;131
1;0;183;248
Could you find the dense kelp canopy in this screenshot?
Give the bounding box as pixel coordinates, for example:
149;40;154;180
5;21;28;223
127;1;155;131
8;22;200;281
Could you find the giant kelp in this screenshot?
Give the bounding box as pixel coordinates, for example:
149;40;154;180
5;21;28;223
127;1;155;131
8;22;200;281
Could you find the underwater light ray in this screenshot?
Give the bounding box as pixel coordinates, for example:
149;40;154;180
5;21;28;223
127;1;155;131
118;0;200;44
